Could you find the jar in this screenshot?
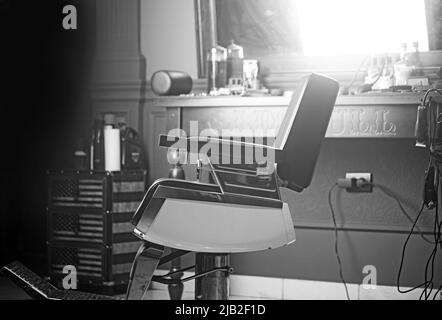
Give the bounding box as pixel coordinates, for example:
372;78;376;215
227;40;244;83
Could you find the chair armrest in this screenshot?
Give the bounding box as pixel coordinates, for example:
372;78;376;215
160;133;289;158
159;134;270;149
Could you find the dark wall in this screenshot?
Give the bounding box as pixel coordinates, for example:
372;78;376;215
232;138;442;287
0;0;96;273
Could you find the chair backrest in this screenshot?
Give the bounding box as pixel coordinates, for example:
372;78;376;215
275;73;339;191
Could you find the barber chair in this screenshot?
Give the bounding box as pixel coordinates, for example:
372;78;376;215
126;73;339;300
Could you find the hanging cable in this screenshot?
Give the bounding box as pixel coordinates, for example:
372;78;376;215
327;183;350;300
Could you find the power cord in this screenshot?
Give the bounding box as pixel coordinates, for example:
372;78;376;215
424;89;442;300
337;178;436;244
420;174;442;300
422;88;442;106
327;183;350;300
369;180;441;300
371;183;436;245
324;88;442;300
394;202;434;295
332;177;442;300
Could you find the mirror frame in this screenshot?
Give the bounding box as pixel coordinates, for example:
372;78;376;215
194;0;217;79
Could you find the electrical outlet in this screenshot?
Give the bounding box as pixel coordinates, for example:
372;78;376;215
345;173;373;193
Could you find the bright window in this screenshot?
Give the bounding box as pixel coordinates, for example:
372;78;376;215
297;0;429;56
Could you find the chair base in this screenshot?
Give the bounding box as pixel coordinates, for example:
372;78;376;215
126;243;233;300
195;253;230;300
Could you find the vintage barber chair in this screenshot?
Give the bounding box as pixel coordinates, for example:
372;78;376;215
126;73;339;300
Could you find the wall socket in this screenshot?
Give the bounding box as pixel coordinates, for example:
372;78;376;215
345;173;373;193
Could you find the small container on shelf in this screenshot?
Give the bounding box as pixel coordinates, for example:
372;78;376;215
207;45;227;94
226;40;244;94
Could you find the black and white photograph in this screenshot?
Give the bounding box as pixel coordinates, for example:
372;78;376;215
1;0;442;310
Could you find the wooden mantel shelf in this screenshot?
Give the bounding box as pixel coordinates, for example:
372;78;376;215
145;92;426;139
147;92;424;108
144;92;428;139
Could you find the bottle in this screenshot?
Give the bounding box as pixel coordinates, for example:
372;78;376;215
207;45;227;94
91;119;105;170
410;41;422;76
384;56;394;88
394;43;414;86
226;40;244;88
373;55;390;90
365;56;380;85
73;138;88;170
103;114;121;172
377;55;394;90
400;42;409;64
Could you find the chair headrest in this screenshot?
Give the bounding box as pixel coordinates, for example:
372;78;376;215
275;73;339;191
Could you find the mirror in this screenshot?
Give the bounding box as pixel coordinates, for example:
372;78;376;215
195;0;442;82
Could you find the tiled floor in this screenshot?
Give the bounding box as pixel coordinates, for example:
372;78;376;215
142;290;263;300
1;273;438;300
0;276;259;300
